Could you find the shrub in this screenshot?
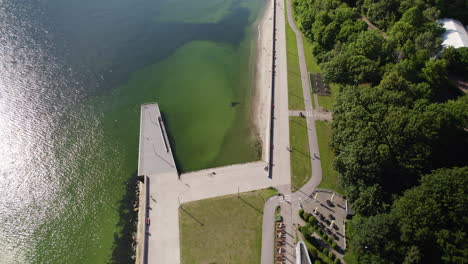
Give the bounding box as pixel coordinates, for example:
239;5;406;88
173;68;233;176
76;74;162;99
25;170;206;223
314;260;321;264
334;258;341;264
309;248;318;258
331;242;337;250
308;215;316;224
329;251;336;260
318;229;324;236
304;212;311;220
323;248;329;255
301;227;310;237
308;236;323;250
299;209;304;217
327;236;333;244
299;225;306;234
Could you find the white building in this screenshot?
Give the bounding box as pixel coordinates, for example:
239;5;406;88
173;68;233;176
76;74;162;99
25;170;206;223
438;18;468;49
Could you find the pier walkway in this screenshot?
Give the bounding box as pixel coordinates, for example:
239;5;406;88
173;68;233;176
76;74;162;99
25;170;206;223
135;104;179;264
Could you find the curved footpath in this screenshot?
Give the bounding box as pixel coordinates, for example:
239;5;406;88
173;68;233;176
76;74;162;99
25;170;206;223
260;0;324;262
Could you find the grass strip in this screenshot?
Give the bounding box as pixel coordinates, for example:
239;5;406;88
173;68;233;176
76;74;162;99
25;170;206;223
315;120;344;194
289;116;312;190
285;0;305;110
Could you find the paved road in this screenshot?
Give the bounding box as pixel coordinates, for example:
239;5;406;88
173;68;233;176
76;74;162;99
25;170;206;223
260;0;325;263
259;0;295;262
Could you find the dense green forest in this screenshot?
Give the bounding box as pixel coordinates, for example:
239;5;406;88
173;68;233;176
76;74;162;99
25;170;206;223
292;0;468;263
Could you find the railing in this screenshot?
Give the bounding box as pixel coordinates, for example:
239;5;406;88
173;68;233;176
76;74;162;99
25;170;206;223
142;176;150;264
268;0;277;178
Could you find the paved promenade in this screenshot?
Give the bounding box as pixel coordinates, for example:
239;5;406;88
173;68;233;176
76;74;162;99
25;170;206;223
260;0;327;262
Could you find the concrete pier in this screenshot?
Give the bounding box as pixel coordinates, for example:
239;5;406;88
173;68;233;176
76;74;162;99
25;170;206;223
135;103;178;264
137;103;177;176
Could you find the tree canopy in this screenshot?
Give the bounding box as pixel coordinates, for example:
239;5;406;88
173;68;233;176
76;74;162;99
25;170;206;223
350;167;468;263
294;0;468;216
293;0;468;262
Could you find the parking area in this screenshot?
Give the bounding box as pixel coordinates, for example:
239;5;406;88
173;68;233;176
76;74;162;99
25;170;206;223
299;190;348;251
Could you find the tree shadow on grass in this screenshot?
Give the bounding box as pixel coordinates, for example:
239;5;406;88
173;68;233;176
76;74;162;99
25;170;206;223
109;171;139;264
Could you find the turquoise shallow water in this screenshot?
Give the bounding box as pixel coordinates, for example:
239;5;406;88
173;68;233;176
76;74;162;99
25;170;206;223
0;0;264;262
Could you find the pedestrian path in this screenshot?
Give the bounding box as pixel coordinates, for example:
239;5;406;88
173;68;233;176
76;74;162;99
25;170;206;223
289;109;332;121
260;0;327;262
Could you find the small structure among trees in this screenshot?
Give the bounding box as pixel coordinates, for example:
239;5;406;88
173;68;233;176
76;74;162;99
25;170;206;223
438;18;468;49
310;73;331;96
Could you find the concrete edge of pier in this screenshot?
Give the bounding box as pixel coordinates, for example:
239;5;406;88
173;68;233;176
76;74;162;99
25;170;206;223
135;103;178;264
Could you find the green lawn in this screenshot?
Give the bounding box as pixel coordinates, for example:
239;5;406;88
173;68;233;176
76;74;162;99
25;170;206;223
179;188;278;264
344;248;358;264
317;83;339;111
301;28;320;111
294;15;338;111
343;218;358;264
289;117;312;190
303;38;321;74
315;120;344;194
285;1;304;110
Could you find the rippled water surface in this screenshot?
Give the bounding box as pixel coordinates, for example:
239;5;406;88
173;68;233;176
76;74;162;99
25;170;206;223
0;0;264;262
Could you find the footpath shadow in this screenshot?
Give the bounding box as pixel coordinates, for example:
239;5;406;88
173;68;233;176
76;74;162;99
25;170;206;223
110;171;139;264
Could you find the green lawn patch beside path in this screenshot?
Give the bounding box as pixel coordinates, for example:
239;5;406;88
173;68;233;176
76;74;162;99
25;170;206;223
303;38;321;74
343;218;358;264
315;120;344;194
300;28;338;111
302;38;320;110
289;117;312;190
179;188;278;264
317;83;339;111
285;1;304;110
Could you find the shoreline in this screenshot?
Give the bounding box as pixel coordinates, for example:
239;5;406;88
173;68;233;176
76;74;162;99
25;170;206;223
252;0;274;160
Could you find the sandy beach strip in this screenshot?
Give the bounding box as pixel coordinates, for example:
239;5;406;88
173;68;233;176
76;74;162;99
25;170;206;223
252;0;274;161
